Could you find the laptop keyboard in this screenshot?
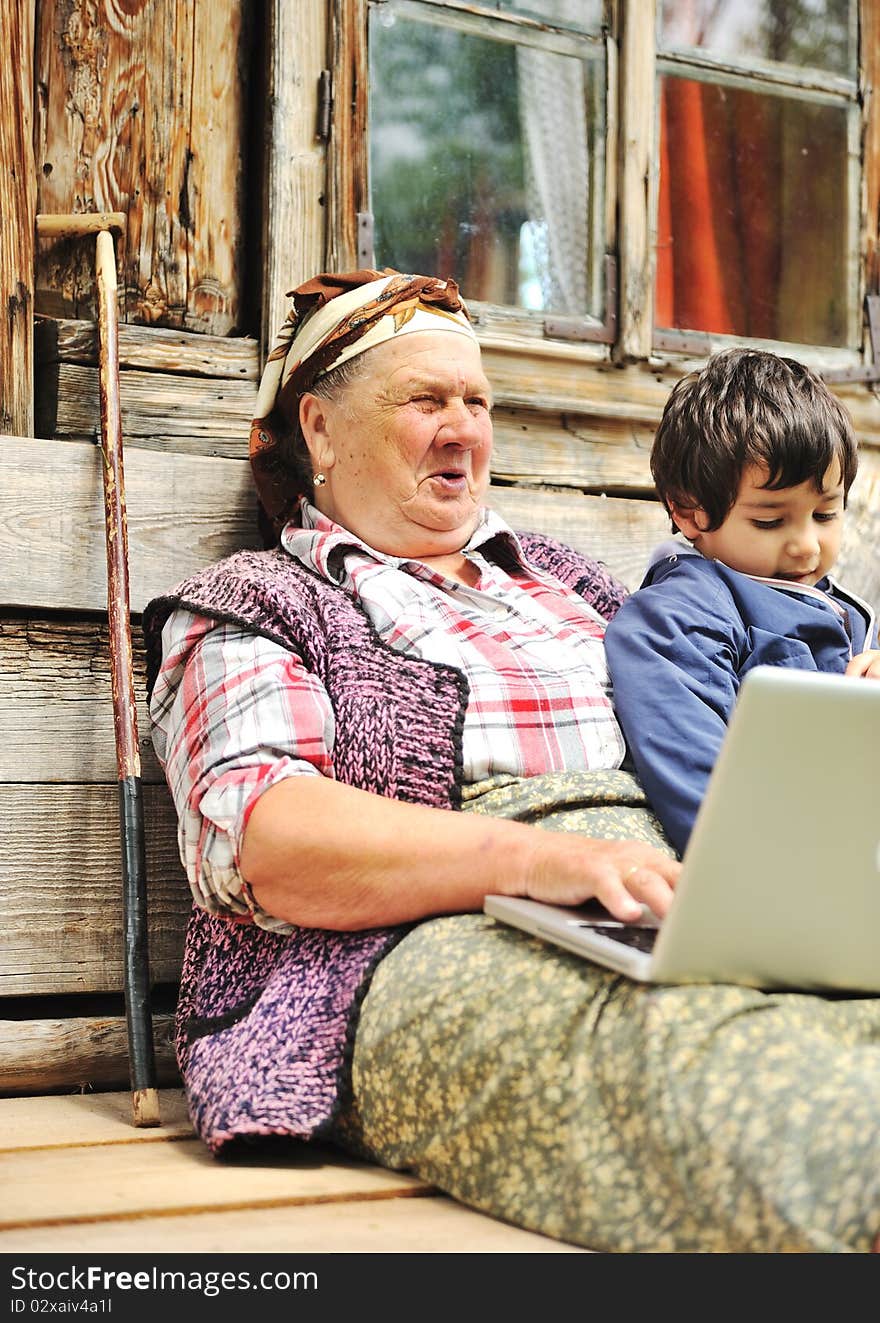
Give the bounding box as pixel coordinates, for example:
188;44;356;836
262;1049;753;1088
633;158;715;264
581;923;658;954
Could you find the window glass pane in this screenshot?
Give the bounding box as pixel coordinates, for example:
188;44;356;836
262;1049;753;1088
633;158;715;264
369;11;606;318
490;1;603;33
656;76;849;346
660;0;856;77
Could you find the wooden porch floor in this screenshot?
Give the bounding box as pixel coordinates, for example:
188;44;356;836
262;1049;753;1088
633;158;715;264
1;1090;587;1253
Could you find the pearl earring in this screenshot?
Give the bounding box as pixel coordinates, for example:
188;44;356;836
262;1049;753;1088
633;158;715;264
313;473;326;487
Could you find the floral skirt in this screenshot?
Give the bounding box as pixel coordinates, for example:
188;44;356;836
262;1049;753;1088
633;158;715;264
336;771;880;1252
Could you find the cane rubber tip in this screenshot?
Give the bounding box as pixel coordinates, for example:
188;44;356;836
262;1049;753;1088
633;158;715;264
132;1088;161;1128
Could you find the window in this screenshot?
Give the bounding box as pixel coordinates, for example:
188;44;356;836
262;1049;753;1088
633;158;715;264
331;0;875;364
656;0;860;350
337;0;614;338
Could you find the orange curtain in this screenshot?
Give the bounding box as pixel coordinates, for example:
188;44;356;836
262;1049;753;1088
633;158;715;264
655;86;675;327
657;77;734;333
657;77;784;339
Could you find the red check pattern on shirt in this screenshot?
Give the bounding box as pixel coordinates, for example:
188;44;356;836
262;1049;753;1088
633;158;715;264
149;503;625;927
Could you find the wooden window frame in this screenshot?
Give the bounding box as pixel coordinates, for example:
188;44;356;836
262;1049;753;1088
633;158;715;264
329;0;618;346
655;3;865;367
327;0;880;380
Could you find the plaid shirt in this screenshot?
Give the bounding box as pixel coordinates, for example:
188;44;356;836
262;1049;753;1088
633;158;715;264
150;502;625;925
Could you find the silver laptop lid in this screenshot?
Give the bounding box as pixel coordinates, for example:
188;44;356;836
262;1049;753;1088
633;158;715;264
650;666;880;992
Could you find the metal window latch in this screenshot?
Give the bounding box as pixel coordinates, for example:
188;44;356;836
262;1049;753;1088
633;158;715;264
543;253;618;344
652;328;713;356
820;296;880;384
356;212;375;268
317;70;332;143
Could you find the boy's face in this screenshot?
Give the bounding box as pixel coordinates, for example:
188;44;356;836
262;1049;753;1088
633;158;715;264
671;461;845;585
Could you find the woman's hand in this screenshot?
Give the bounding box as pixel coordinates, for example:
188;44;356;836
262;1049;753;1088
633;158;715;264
519;835;681;924
846;649;880;680
242;775;680;931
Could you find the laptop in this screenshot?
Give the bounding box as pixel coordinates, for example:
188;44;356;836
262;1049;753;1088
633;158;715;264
484;665;880;993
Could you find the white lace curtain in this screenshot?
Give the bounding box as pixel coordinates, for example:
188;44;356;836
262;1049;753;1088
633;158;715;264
515;0;600;316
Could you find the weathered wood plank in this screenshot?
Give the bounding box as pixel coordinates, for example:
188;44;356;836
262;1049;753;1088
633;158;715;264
327;0;370;274
35;351;660;486
0;436;261;614
489;486;670;591
0;617;162;784
0;1136;432;1230
0;1088;191;1149
1;433;876;627
481;339;880;438
1;436;653;613
493;462;880;605
838;443;880;607
0;1080;577;1249
4;431;876;610
32;316;880;462
2;448;872;790
35;317;260;379
42;336;669;440
0;1191;586;1254
262;0;328;354
184;0;248;334
34;0;248;334
616;0;655;361
0;1015;179;1095
861;0;880;295
492;409;655;491
497;440;878;600
0;785;189;995
35;361;256;454
0;0;36;437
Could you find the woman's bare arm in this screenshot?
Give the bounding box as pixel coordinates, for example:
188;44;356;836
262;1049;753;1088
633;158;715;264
241;775;680;930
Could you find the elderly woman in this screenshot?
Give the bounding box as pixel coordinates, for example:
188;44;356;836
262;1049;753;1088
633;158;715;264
145;269;880;1254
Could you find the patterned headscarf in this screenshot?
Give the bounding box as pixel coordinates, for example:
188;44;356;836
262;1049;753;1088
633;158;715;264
250;268;477;534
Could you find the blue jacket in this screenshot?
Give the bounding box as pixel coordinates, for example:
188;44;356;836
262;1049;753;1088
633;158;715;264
604;539;877;856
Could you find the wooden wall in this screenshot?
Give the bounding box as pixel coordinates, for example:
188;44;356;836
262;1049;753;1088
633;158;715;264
33;0;251;334
1;0;880;1098
4;315;880;1095
0;0;36;438
1;0;329;1094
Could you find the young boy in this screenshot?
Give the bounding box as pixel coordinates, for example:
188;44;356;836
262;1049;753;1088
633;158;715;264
604;347;879;855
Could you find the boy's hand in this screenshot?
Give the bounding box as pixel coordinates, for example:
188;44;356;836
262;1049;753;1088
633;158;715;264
845;648;880;679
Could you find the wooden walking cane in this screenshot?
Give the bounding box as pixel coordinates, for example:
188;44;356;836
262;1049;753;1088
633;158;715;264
36;211;160;1127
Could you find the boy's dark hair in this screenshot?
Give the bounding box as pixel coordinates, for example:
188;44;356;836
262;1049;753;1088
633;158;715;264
651;348;859;531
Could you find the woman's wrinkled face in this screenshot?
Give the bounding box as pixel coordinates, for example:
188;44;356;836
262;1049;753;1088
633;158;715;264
299;331;494;558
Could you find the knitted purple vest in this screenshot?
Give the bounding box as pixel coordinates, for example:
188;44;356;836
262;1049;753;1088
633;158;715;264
143;531;626;1153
